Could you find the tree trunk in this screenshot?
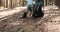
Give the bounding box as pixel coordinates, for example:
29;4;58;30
0;0;2;6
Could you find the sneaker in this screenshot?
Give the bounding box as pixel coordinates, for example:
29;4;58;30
20;12;27;19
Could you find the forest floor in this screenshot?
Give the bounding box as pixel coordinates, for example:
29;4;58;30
0;6;60;32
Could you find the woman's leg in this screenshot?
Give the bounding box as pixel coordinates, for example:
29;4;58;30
20;5;29;19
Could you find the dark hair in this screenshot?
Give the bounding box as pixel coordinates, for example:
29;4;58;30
36;0;40;2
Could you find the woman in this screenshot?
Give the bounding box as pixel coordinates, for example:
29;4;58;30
20;0;33;19
20;0;44;19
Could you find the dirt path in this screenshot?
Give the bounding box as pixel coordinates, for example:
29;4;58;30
0;6;60;32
